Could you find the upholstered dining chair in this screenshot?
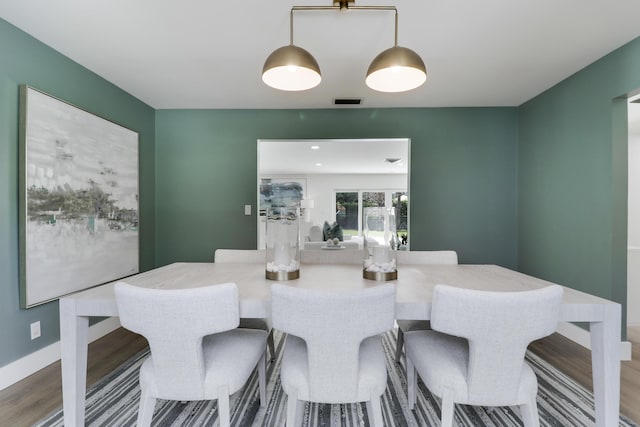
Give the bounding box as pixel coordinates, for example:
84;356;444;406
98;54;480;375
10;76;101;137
394;250;458;362
271;283;396;427
405;284;563;427
114;282;267;427
213;248;275;361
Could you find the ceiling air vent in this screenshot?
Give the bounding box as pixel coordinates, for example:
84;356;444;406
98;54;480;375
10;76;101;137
334;98;362;105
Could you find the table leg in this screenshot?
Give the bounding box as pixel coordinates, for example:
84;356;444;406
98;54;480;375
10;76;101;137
590;303;621;427
60;298;89;427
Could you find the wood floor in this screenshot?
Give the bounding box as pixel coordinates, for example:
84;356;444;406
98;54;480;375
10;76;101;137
0;326;638;426
0;328;148;427
528;326;640;424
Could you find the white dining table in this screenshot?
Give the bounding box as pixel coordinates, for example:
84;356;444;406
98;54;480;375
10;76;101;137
59;262;621;427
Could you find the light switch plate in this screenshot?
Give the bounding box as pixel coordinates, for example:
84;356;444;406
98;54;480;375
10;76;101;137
244;205;251;215
30;321;41;340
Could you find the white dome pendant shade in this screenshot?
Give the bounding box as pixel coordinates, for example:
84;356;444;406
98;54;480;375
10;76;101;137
262;45;322;91
366;46;427;92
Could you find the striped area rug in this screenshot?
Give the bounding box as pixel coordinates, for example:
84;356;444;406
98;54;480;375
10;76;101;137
36;330;636;426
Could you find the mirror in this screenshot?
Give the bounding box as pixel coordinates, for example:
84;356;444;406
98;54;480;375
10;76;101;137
257;138;410;250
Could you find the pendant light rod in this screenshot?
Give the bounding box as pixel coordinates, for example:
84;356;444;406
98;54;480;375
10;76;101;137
289;5;399;46
394;9;398;46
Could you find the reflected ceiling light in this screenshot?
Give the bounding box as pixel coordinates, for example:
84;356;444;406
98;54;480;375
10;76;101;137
262;1;426;93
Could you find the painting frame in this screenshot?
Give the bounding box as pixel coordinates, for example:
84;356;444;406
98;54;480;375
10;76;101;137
259;176;307;216
19;85;140;308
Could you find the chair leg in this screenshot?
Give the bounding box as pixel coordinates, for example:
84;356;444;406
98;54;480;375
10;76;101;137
258;352;267;407
267;329;276;362
136;388;156;427
395;328;405;363
366;396;384;427
520;396;540;427
407;355;417;409
286;391;298;427
218;385;230;427
440;388;455;427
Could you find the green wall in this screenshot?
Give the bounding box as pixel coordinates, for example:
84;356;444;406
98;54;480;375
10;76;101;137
155;108;518;267
0;19;156;366
518;37;640;328
4;7;639;372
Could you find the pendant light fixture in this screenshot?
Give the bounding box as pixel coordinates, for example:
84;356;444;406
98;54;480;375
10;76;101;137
261;9;322;91
262;1;427;93
262;45;321;91
365;11;427;92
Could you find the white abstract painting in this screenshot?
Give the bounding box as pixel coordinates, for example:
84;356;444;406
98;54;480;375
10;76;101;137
20;86;139;307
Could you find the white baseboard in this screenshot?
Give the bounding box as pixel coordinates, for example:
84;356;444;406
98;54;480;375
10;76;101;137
557;322;632;361
0;317;121;391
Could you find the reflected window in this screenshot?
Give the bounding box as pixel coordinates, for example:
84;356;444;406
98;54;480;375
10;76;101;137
363;191;385;208
392;192;408;245
335;190;408;244
336;192;358;237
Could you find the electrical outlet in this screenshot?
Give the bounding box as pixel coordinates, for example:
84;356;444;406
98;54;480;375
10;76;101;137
244;205;252;215
30;321;41;340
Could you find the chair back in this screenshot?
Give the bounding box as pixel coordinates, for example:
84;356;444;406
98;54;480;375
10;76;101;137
430;284;563;405
115;282;240;400
271;283;395;402
214;249;265;263
300;248;365;264
396;250;458;265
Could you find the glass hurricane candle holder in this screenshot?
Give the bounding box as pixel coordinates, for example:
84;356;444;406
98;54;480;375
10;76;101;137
363;207;398;281
265;207;300;280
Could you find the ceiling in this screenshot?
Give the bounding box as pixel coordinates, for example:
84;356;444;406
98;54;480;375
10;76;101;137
259;139;408;175
2;1;640;110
